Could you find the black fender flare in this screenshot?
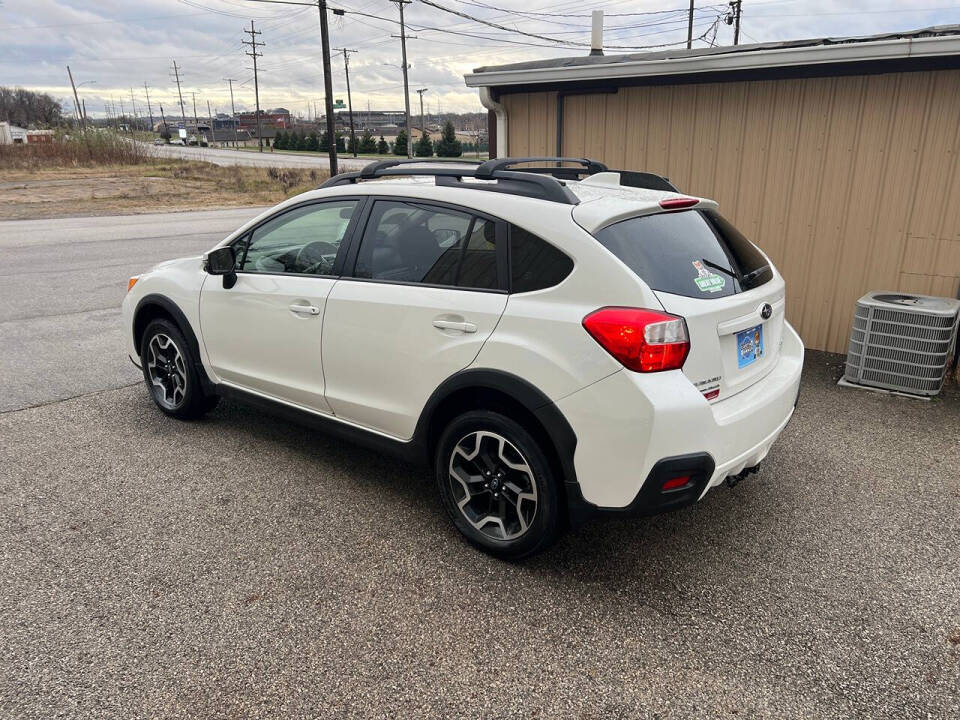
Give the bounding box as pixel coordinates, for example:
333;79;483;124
133;293;215;393
411;368;581;508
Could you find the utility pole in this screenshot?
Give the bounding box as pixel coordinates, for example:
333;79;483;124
242;20;264;152
334;48;358;156
144;83;155;133
129;88;139;131
170;60;188;133
731;0;743;46
190;91;199;142
391;0;414;159
415;88;427;137
224;78;239;148
81;99;87;127
207;99;214;145
119;98;126;132
66;66;85;130
159;102;169;140
316;2;338;173
687;0;695;49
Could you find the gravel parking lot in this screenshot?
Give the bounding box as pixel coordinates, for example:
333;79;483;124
1;211;958;718
2;354;959;718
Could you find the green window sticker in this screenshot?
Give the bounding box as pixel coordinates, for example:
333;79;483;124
692;260;726;293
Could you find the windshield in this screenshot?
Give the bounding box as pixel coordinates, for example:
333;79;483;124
594;210;772;299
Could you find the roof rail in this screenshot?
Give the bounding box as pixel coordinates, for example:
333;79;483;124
358;158;482;179
318;158;580;204
474;156;678;192
475;156;607;179
316;156;678;202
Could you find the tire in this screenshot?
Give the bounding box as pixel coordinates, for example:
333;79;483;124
139;318;217;420
435;410;562;560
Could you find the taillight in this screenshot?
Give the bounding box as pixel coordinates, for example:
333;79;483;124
582;307;690;372
659;197;699;210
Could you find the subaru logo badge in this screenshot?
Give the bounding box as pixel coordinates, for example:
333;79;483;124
760;303;773;320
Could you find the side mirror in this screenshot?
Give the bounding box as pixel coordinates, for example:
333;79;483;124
206;246;235;274
205;246;238;289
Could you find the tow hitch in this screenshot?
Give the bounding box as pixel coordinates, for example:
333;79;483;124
726;463;760;488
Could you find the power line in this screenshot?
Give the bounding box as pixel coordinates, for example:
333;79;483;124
241;0;722;50
454;0;726;20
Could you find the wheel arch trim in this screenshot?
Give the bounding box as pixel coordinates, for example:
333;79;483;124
412;368;580;498
133;294;214;392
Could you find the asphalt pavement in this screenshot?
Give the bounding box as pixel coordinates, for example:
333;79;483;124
1;210;958;718
0;208;266;412
147;143;369;171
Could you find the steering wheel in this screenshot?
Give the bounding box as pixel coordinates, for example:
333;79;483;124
296;241;339;274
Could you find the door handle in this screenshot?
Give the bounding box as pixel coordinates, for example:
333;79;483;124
433;319;477;333
289;303;320;316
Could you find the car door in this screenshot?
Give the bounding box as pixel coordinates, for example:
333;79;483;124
199;198;362;413
322;198;508;438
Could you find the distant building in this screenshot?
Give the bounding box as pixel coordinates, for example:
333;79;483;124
26;129;54;143
0;121;28;144
352;110;407;133
235;110;291;131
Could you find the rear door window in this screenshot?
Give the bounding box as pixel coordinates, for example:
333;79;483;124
352;200;504;291
594;210;772;299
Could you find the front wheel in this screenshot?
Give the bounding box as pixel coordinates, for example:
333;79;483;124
435;410;562;560
140;318;218;420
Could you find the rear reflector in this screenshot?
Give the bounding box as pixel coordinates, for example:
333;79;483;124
702;388;720;401
582;307;690;372
659;197;699;210
662;475;692;492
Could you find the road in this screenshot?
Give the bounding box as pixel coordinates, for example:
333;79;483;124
1;211;959;718
0;208;266;412
148;143;370;171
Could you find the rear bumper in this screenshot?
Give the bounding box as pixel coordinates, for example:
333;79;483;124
557;321;804;512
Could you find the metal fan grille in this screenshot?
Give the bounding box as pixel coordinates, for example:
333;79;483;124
845;295;960;396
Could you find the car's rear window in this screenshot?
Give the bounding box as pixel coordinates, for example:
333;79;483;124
594;210;772;299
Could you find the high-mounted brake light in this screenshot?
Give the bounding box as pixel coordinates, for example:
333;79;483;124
659;197;699;210
582;307;690;372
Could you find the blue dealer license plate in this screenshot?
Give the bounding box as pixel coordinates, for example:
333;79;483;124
737;324;764;369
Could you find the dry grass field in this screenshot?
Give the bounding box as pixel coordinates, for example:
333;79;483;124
0;133;327;220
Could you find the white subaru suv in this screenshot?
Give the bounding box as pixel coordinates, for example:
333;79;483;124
122;157;803;559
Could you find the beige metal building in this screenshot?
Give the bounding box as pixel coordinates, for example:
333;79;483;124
466;27;960;354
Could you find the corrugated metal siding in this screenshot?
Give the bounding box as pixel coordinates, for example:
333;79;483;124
501;69;960;354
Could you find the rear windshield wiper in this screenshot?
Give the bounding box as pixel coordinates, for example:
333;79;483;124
699;258;738;279
741;265;770;284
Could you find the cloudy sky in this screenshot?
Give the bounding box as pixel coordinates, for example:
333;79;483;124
2;0;960;119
